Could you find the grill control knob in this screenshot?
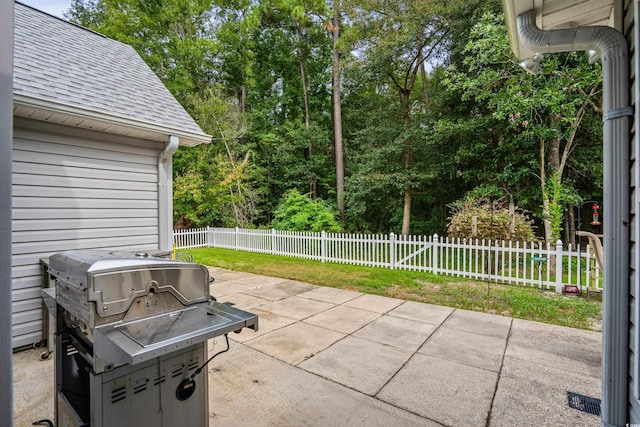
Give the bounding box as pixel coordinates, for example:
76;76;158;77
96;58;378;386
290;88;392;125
176;378;196;401
134;252;149;258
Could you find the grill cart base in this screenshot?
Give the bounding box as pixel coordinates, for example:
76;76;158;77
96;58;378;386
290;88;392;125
42;250;257;427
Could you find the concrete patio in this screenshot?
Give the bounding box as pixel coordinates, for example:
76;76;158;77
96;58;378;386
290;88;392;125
14;268;602;426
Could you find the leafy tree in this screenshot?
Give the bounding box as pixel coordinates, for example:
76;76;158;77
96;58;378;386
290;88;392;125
331;0;345;220
214;0;258;112
66;1;603;241
68;0;267;228
173;88;261;228
343;0;492;236
66;0;104;27
68;0;219;110
444;11;602;244
271;189;342;232
244;6;334;220
248;0;332;199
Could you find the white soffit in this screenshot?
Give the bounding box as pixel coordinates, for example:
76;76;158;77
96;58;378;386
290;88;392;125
13;95;211;147
503;0;617;59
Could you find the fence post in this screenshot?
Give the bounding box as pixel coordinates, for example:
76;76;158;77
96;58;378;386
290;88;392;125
555;240;563;293
235;227;239;250
390;233;396;270
206;226;211;247
321;231;327;263
432;234;439;275
271;229;276;255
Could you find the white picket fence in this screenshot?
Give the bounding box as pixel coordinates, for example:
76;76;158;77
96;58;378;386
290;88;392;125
173;227;210;249
173;227;603;292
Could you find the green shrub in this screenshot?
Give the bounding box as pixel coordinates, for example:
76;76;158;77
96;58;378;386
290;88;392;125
447;196;536;241
271;190;342;232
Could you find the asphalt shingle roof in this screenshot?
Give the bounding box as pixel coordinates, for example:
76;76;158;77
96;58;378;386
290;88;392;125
13;2;208;140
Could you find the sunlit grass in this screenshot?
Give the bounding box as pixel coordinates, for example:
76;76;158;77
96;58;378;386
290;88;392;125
187;247;602;331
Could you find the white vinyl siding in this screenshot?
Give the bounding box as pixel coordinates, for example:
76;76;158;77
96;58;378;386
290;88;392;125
11;119;163;348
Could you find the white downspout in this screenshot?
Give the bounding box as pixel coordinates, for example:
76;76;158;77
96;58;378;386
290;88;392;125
517;10;631;427
158;135;179;251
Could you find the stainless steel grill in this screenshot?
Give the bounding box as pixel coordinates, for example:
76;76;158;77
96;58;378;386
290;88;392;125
42;250;257;427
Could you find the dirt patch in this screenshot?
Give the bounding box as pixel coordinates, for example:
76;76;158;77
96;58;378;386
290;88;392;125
383;285;426;302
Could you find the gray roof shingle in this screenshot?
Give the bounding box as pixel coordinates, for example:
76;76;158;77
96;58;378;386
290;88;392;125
13;2;209;143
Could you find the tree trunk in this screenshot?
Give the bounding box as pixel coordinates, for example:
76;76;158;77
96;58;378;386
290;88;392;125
402;184;412;236
542;128;562;245
566;205;576;246
541;97;591;245
401;90;411;236
295;25;310;129
295;23;318;200
548;137;560;174
388;39;426;236
541;199;554;244
419;51;428;111
332;3;345;220
295;24;315;198
539;137;553;245
239;85;246;114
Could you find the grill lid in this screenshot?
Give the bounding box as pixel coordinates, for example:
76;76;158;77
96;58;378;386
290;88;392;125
49;250;210;317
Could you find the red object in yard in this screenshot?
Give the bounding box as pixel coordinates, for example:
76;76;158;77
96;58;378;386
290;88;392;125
563;284;580;296
591;203;601;226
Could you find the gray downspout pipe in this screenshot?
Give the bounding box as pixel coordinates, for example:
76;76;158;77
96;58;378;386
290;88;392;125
0;0;13;424
158;135;179;251
517;10;631;427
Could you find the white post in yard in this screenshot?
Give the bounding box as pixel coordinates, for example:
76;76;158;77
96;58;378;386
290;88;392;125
271;229;276;255
390;233;396;270
432;234;439;275
555;240;563;293
321;231;327;263
235;226;239;250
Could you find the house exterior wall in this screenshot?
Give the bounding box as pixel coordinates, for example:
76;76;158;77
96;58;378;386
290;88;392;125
629;0;640;422
11;118;163;348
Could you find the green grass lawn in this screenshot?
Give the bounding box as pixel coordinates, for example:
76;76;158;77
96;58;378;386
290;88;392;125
186;247;602;331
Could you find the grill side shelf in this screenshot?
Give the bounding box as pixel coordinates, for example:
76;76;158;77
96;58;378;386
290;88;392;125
93;301;258;370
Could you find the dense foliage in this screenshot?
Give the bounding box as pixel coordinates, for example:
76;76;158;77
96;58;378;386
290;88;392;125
271;189;341;232
444;12;602;244
66;0;603;240
447;196;536;242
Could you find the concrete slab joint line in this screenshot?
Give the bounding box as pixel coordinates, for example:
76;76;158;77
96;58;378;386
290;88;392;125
13;269;604;427
486;317;513;427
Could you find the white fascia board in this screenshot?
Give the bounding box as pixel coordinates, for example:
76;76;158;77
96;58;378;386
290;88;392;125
502;0;537;60
13;94;211;146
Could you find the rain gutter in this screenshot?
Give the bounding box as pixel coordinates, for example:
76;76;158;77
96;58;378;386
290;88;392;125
517;10;631;427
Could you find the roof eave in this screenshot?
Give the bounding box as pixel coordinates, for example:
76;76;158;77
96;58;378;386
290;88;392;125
502;0;527;59
502;0;618;61
13;94;211;146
